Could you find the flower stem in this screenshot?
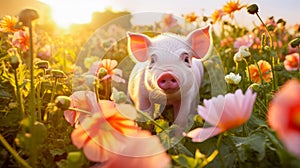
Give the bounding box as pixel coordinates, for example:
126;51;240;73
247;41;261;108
28;19;37;167
95;79;100;102
13;70;25;117
50;78;58;103
255;13;273;48
216;133;225;168
137;110;166;131
0;134;31;168
244;59;252;84
36;81;42;121
68;107;91;114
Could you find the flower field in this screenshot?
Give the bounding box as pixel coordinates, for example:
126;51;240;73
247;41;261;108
0;1;300;168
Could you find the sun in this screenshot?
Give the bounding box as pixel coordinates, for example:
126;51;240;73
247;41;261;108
38;0;111;28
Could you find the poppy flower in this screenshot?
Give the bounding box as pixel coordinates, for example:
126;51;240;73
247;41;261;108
37;44;51;60
234;34;254;50
12;28;30;52
64;91;100;126
185;89;256;142
268;79;300;157
284;53;299;71
70;96;139;162
90;59;125;83
246;60;273;84
99;130;171;168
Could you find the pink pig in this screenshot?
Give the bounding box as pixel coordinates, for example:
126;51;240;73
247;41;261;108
127;25;211;133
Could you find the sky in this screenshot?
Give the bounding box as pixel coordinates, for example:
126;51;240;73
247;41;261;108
38;0;299;29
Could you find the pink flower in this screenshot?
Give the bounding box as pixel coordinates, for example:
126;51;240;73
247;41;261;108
185;89;256;142
234;34;254;50
64;91;100;126
12;28;30;52
89;59;125;83
162;13;177;30
70;97;139;162
37;44;51;60
99;130;171;168
284;53;300;71
268;80;300;158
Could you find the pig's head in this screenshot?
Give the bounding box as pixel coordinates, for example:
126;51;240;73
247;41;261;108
127;25;211;96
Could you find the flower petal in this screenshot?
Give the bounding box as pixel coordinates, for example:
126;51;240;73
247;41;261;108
71;126;89;148
184;127;222;142
198;95;226;125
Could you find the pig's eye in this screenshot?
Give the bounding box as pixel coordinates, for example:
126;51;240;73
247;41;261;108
184;56;189;63
150;56;156;64
181;52;190;63
149;54;157;69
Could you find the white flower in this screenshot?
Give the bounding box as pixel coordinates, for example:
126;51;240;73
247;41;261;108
225;72;241;85
233;45;251;62
239;46;251;58
233;52;243;62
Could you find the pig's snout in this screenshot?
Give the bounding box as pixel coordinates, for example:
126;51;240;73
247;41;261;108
157;73;179;92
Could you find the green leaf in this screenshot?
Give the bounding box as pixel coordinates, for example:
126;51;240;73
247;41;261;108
231;133;267;161
56;151;86;168
154;119;169;133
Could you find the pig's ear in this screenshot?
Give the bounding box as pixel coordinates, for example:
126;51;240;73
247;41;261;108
127;32;151;62
187;25;211;59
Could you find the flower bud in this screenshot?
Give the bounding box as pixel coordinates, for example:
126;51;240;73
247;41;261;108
267;24;275;31
290;37;300;48
247;4;259;15
97;67;108;79
233;52;243;62
35;60;49;69
277;18;286;26
202;16;208;22
55;96;71;110
9;55;20;70
18;9;39;26
264;46;271;51
52;69;66;78
261;33;267;47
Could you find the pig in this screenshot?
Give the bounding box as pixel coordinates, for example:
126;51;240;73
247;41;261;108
127;25;211;133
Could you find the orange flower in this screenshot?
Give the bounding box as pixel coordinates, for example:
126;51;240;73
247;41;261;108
268;79;300;157
223;0;246;18
100;130;171;168
211;9;224;24
284;53;300;71
12;28;30;52
0;15;17;33
246;60;273;84
67;91;139;162
184;12;198;23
